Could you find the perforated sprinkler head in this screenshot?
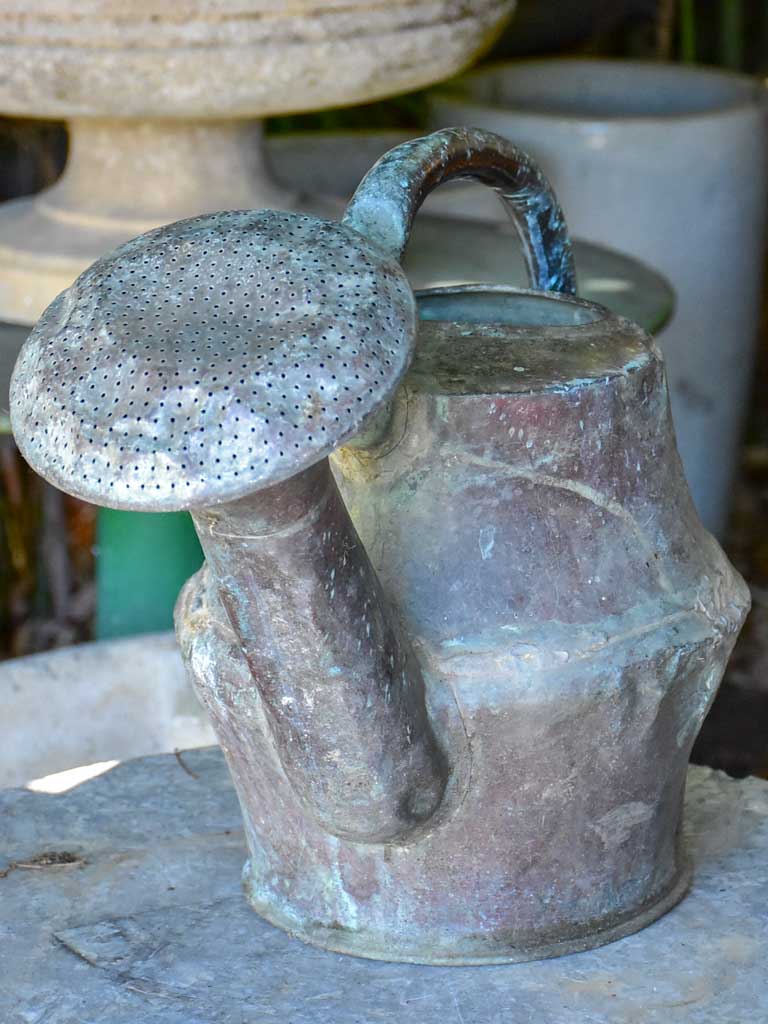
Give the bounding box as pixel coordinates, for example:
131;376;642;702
10;209;416;512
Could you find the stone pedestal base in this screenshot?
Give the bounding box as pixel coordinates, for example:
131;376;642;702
2;750;766;1021
0;119;297;324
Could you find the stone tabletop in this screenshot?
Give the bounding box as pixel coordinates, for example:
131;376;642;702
1;748;766;1023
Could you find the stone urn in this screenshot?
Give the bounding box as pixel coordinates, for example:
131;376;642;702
0;0;515;639
0;0;514;325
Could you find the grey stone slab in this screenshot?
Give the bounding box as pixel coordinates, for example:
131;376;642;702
0;633;215;789
1;749;766;1022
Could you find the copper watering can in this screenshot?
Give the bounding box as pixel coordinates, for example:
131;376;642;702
10;129;748;965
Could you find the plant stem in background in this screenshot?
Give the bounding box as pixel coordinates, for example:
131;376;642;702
762;0;768;73
657;0;677;58
680;0;698;62
720;0;744;69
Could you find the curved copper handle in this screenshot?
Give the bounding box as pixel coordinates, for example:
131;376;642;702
342;126;576;295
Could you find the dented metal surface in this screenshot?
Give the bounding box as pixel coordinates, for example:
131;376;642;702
10;129;749;965
180;286;748;964
191;462;447;844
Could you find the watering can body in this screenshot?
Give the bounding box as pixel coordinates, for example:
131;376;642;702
180;276;746;963
177;132;747;964
336;287;747;960
11;128;748;965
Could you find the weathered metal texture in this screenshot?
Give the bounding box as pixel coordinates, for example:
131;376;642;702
9;196;449;845
190;462;447;843
10;208;416;511
5;749;768;1022
344;126;576;293
11;129;749;964
179;287;749;963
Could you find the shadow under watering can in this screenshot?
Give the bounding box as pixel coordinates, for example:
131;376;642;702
10;129;748;964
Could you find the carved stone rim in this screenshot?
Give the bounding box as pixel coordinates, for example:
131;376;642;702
0;1;510;49
0;0;514;117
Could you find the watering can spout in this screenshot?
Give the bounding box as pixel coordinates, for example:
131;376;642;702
185;460;449;844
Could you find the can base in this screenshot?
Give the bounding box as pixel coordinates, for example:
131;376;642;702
243;853;693;967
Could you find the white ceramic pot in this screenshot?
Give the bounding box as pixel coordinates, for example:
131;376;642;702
430;59;768;535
